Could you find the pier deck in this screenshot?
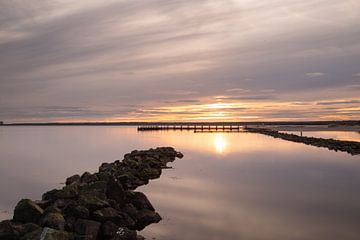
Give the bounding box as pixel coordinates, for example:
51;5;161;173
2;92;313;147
137;124;244;132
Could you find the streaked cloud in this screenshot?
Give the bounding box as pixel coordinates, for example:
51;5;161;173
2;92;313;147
0;0;359;122
306;72;325;78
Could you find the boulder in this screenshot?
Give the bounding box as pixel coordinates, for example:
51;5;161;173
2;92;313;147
39;227;72;240
134;209;161;231
106;178;125;206
66;174;81;185
78;194;110;211
40;212;66;230
93;208;134;227
13;199;44;223
0;220;40;239
81;172;99;184
74;219;101;240
101;221;137;240
131;192;155;211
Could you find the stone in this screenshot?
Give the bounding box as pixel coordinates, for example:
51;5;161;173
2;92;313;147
39;212;66;230
134;209;161;231
66;174;81;185
93;208;134;227
13;199;44;223
101;221;137;240
131;192;155;211
42;189;61;202
39;227;72;240
55;184;80;199
78;194;110;211
106;178;125;206
81;172;99;184
63;203;90;219
74;219;101;240
0;220;39;239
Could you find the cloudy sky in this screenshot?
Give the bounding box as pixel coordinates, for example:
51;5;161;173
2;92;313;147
0;0;359;122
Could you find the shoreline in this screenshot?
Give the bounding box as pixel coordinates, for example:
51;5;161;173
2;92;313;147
245;127;360;155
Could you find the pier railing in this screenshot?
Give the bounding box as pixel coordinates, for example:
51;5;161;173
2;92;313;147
137;124;244;132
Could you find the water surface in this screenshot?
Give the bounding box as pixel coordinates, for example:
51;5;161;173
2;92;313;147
1;126;360;240
281;130;360;142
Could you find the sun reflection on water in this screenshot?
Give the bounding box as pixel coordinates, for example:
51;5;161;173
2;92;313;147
214;134;227;154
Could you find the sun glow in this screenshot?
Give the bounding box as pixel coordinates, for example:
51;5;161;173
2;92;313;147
214;134;227;154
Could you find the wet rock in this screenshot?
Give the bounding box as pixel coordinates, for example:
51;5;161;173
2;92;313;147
74;219;101;240
13;199;44;223
66;174;81;185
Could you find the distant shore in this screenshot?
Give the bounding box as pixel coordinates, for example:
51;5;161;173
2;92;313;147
1;120;359;128
247;124;360;132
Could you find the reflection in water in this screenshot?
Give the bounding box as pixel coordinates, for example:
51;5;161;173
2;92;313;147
213;134;227;154
1;126;360;240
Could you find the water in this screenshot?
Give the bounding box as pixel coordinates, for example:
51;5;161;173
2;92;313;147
281;131;360;142
1;126;360;240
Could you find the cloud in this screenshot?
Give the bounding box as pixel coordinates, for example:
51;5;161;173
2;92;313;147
316;100;360;105
0;0;360;121
306;72;325;78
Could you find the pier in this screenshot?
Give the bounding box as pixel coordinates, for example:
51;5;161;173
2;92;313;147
137;124;244;132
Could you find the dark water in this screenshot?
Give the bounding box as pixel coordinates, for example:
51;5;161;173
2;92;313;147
1;126;360;240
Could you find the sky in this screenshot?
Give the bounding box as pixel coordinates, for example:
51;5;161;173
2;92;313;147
0;0;359;122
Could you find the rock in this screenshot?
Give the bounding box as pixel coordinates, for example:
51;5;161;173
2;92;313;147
101;221;137;240
42;189;61;202
66;174;81;185
55;183;80;199
139;167;161;180
34;200;52;209
106;178;125;206
93;208;134;227
39;227;72;240
131;192;155;211
78;194;110;211
63;203;90;219
0;220;39;239
13;199;44;223
40;212;66;230
134;209;161;231
81;181;107;199
81;172;99;184
74;219;101;240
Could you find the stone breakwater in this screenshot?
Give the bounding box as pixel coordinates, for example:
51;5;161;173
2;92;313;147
245;127;360;155
0;147;183;240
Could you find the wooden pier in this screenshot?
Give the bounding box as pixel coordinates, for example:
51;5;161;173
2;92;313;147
137;124;244;133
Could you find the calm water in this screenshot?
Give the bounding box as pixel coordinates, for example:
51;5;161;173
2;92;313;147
281;131;360;142
1;126;360;240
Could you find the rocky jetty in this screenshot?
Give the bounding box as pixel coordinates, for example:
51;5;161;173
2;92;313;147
245;127;360;155
0;147;183;240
